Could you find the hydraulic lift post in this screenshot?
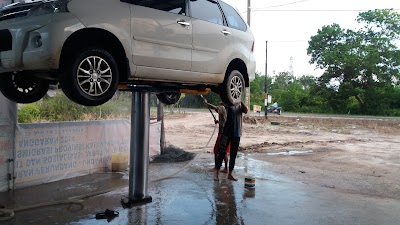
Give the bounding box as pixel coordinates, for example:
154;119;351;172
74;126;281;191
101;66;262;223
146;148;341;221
123;90;152;207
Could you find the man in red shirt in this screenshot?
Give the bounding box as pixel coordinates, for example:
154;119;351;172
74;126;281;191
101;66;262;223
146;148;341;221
204;100;230;173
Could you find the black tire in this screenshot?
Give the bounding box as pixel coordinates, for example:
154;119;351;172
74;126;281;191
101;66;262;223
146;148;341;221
156;92;181;105
60;48;119;106
0;72;49;104
220;70;245;106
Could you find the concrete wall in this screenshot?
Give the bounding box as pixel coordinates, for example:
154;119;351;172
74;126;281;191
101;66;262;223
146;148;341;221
0;93;17;192
14;120;161;189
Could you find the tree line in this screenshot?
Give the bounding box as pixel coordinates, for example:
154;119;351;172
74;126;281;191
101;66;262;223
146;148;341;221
250;72;400;116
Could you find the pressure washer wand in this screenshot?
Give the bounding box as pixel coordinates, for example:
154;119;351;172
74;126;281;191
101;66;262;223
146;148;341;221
200;95;218;124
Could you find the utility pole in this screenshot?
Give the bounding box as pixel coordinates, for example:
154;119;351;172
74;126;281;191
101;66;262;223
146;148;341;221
289;56;294;76
157;100;166;152
246;0;251;111
264;40;268;118
247;0;251;26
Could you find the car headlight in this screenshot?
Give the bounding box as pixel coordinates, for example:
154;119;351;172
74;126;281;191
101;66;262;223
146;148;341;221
31;33;43;48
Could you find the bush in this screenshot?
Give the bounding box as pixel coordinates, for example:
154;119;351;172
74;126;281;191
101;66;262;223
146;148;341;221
17;92;134;123
18;103;41;123
39;94;88;121
383;109;400;117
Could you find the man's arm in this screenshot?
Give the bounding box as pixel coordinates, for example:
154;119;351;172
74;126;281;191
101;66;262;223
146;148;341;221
241;101;248;114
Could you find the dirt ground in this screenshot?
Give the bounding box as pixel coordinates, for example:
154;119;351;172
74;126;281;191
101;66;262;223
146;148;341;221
164;111;400;200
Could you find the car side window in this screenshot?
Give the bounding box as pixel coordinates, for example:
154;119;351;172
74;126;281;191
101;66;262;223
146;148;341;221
133;0;186;16
220;1;247;31
189;0;224;25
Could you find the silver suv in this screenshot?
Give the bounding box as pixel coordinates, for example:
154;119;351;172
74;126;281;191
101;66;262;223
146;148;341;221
0;0;255;106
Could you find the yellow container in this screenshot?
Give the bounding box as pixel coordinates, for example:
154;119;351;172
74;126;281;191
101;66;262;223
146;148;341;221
112;153;129;172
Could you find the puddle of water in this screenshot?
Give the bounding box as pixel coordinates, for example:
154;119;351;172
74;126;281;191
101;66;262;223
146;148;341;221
267;150;314;156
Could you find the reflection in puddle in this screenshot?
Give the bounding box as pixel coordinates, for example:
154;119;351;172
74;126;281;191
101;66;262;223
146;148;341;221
243;188;255;198
267;150;314;156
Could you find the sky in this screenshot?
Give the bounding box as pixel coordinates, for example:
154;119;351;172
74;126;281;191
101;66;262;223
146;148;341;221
224;0;400;78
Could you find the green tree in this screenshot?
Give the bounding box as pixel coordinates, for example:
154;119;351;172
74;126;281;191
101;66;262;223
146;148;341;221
268;71;294;110
270;77;310;112
307;9;400;114
270;71;295;90
298;75;317;89
249;72;272;109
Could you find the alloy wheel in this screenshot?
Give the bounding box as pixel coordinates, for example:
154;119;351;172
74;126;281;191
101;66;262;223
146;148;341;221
229;75;243;102
76;56;112;97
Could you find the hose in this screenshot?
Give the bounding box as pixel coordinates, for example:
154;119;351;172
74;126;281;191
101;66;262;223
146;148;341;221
200;94;218;124
202;123;217;153
199;94;219;152
0;198;84;221
0;209;13;222
150;108;218;181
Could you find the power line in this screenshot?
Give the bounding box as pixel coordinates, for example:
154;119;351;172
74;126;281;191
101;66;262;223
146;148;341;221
241;0;313;13
253;0;313;10
239;0;400;13
252;9;400;12
267;40;309;43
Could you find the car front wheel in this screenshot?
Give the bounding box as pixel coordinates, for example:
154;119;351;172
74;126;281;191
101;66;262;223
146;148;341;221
0;72;49;104
60;48;119;106
220;70;245;106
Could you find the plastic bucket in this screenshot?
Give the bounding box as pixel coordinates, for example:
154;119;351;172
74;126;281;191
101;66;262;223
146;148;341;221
244;175;255;189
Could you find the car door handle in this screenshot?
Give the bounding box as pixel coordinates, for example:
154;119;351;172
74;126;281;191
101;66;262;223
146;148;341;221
221;30;231;35
177;21;190;26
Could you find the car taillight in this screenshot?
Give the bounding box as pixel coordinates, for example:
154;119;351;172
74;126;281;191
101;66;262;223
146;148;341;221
251;40;254;52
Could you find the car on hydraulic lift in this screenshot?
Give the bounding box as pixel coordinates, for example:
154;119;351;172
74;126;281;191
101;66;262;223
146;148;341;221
0;0;255;106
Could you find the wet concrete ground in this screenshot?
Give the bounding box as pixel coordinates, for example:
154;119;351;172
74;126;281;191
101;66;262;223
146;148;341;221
1;152;399;225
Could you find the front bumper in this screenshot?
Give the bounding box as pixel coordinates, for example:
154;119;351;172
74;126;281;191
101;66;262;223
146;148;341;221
0;14;55;73
0;13;82;75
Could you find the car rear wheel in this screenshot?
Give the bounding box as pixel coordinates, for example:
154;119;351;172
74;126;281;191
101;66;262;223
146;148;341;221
220;70;245;106
0;72;49;103
156;92;181;105
60;48;119;106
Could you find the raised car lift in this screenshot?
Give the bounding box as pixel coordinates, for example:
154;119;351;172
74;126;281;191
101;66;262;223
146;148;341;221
119;85;210;207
